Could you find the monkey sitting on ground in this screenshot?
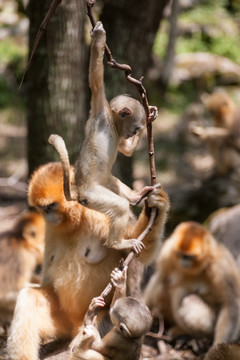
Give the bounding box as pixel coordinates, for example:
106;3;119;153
7;162;169;360
49;21;158;254
144;221;240;345
0;210;45;334
70;266;152;360
191;90;240;174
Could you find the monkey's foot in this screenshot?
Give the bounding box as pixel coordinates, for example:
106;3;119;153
131;183;161;206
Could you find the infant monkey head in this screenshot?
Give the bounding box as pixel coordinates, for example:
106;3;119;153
110;95;146;139
110;296;152;338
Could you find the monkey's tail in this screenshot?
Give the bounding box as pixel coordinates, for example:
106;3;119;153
48;134;72;201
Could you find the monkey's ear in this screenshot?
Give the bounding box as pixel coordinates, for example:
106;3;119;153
119;107;132;118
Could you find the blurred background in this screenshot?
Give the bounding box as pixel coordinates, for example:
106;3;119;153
0;0;240;233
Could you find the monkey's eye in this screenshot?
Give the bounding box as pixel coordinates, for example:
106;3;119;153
30;231;36;238
133;127;141;135
119;325;124;332
41;202;58;214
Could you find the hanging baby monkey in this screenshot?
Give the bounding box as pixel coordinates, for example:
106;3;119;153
49;21;158;253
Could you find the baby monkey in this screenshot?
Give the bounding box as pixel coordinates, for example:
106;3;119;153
49;21;158;254
70;265;152;360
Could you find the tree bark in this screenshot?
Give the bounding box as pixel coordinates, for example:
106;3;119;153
159;0;180;97
101;0;170;186
27;0;88;176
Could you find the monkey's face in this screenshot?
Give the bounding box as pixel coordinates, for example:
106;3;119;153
28;163;75;229
38;202;63;226
176;251;196;269
121;119;145;140
110;308;132;338
172;222;209;274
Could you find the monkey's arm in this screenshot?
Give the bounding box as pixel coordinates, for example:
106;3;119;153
89;21;109;117
110;267;127;307
84;297;106;327
210;250;240;345
118;130;144;157
192;126;230;142
127;187;169;264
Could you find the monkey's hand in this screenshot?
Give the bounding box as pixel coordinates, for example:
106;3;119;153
91;21;106;39
131;239;146;255
131;183;161;206
88;296;105;314
111;266;127;291
148;106;158;122
191;125;205;138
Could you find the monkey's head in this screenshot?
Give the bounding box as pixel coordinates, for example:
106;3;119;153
110;95;146;139
110;297;152;338
14;211;45;258
201;91;235;127
28;162;82;230
171;221;213;274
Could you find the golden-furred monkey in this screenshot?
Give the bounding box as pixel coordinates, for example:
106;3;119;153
144;221;240;346
0;210;45;334
7;162;169;360
192;91;240;174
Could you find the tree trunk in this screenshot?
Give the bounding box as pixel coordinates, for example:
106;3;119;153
101;0;170;186
27;0;88;176
159;0;180;97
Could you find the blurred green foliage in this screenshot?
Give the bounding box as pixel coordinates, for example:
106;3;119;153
154;0;240;64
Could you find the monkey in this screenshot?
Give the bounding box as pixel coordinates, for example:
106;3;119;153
144;221;240;345
207;204;240;267
204;343;240;360
6;161;169;360
0;210;45;334
70;265;152;360
49;21;158;254
191;90;240;174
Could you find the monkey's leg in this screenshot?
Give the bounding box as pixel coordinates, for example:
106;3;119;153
7;286;72;360
213;302;240;345
172;294;215;337
108;175;159;205
70;325;107;360
79;184;144;253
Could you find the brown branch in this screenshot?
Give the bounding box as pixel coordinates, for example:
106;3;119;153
86;0;159;302
19;0;63;90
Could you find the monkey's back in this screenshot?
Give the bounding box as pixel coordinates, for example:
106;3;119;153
76;113;119;185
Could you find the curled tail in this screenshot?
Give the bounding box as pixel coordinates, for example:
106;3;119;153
48;134;73;201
